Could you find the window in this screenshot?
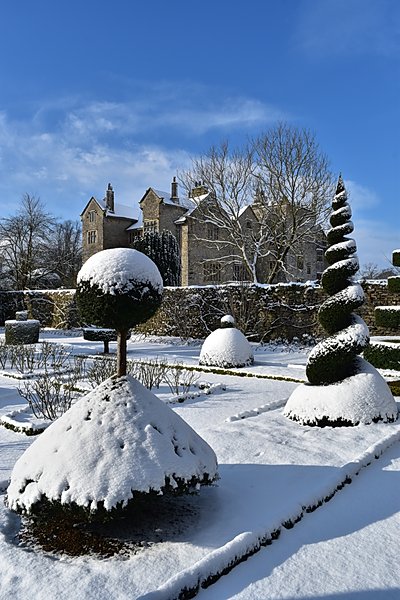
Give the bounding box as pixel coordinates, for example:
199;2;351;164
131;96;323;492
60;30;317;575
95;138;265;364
233;263;246;282
129;230;141;244
246;220;252;229
88;210;96;223
87;230;97;244
297;256;304;271
144;220;158;234
204;262;221;283
306;263;311;275
316;248;324;263
206;224;219;240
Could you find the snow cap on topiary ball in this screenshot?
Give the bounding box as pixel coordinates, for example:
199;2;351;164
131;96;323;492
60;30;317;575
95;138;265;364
76;248;163;331
220;314;235;328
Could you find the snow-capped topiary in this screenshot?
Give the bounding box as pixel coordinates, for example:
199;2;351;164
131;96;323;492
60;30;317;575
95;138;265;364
220;314;235;328
76;248;163;375
7;375;218;517
5;319;40;345
199;316;254;368
284;176;398;426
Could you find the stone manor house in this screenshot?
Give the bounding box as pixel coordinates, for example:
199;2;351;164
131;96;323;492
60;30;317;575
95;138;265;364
81;179;327;286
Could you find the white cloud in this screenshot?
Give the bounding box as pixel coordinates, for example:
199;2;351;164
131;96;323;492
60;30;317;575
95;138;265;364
0;86;286;219
0;109;191;220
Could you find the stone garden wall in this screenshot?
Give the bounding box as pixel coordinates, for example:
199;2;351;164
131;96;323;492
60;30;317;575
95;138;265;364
0;282;399;341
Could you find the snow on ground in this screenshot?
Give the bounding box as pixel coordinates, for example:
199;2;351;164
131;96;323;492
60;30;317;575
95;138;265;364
0;330;399;599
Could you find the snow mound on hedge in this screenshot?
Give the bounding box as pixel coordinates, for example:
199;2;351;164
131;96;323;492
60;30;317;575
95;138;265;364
77;248;163;295
284;357;398;426
199;327;254;368
7;375;218;514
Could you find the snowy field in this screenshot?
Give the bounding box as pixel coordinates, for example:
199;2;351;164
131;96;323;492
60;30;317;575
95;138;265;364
0;330;399;599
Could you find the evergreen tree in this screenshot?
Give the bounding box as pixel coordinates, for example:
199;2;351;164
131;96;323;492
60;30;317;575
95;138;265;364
132;230;181;286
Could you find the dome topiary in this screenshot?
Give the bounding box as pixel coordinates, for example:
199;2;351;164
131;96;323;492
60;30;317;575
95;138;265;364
284;176;397;426
199;315;254;368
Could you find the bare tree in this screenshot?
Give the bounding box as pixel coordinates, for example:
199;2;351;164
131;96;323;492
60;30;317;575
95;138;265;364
254;123;334;282
180;141;262;283
180;124;334;284
48;220;82;287
0;194;55;290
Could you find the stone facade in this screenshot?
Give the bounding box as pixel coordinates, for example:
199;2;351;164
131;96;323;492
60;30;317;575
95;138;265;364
81;180;326;285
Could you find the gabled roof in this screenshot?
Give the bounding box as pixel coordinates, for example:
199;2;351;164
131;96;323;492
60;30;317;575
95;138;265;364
140;187;196;211
80;196;137;221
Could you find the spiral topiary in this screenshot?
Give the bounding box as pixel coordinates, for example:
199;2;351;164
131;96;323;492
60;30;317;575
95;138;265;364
306;176;369;385
284;175;397;426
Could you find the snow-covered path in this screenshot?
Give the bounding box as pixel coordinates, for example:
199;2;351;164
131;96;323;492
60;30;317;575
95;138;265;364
198;441;400;600
0;333;399;599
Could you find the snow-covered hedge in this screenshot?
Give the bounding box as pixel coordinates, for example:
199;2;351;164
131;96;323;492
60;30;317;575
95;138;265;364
375;306;400;329
5;319;40;345
363;340;400;371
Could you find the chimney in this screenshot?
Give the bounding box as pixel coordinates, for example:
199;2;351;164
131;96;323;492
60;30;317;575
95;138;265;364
191;180;208;198
171;176;179;202
106;183;114;212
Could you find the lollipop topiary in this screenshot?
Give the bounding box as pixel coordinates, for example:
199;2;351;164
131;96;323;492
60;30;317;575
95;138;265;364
76;248;163;376
7;247;218;523
284;176;397;426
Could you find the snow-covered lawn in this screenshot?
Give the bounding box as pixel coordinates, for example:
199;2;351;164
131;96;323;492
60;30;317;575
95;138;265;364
0;330;399;599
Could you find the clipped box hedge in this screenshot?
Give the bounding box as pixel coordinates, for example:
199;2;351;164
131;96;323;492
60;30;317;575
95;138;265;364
388;276;400;293
393;250;400;268
375;306;400;329
363;340;400;371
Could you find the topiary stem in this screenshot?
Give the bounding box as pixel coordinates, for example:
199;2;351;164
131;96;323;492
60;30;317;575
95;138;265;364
117;329;128;377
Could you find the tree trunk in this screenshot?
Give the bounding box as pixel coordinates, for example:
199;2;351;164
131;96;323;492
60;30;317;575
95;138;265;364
116;329;128;377
103;340;110;354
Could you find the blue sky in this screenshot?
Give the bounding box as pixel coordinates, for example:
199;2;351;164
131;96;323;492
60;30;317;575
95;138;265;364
0;0;399;268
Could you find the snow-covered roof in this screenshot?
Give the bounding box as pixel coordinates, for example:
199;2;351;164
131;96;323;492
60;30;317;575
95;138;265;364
151;189;196;211
174;193;210;225
96;198;136;220
126;214;143;231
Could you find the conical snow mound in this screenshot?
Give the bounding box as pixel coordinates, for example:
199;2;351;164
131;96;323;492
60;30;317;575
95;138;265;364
284;357;398;426
199;327;254;368
7;376;218;515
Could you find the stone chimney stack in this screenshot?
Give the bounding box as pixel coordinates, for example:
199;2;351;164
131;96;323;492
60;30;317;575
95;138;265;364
106;183;114;212
171;176;179;202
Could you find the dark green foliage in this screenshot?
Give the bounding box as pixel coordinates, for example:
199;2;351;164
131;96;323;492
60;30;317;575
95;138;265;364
5;320;40;345
393;251;400;268
375;306;400;329
132;231;181;286
363;341;400;371
388;276;400;293
76;280;162;332
306;176;367;385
